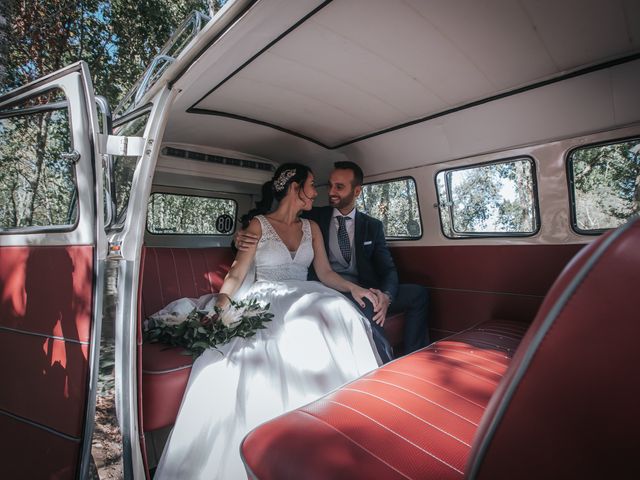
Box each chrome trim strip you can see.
[0,408,81,443]
[428,287,544,299]
[78,259,105,479]
[118,260,136,479]
[141,364,193,374]
[0,325,89,345]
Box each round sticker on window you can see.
[215,214,234,234]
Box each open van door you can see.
[0,61,108,479]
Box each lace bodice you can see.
[254,215,314,282]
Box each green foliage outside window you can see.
[1,0,222,107]
[569,138,640,232]
[436,158,538,237]
[0,89,76,230]
[147,193,236,235]
[111,112,150,226]
[357,178,422,238]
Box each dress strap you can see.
[256,215,277,241]
[301,218,312,241]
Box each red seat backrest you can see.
[467,217,640,478]
[140,247,235,319]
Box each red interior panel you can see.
[392,244,582,337]
[0,245,93,440]
[0,245,94,342]
[141,344,193,432]
[0,413,80,480]
[0,331,89,437]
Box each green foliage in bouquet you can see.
[144,298,273,358]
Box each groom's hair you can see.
[334,161,364,186]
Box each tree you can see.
[357,179,422,238]
[1,0,220,230]
[437,159,536,235]
[571,140,640,230]
[0,0,10,84]
[1,0,218,105]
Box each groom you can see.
[236,161,429,363]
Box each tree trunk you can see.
[25,112,51,225]
[381,182,390,232]
[0,0,11,86]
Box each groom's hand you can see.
[234,229,259,251]
[371,289,391,326]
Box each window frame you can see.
[566,135,640,236]
[146,191,239,236]
[0,87,80,235]
[109,105,153,231]
[434,155,541,239]
[357,175,423,241]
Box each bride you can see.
[154,163,381,479]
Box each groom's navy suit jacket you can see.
[303,206,399,300]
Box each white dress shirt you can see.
[331,207,356,246]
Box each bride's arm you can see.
[216,218,261,309]
[309,221,378,309]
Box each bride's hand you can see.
[350,285,379,310]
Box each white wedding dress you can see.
[154,215,380,479]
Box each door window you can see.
[0,89,77,231]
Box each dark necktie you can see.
[336,215,351,264]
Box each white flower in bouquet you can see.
[219,304,245,327]
[159,313,186,327]
[144,297,273,358]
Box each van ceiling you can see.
[166,0,640,176]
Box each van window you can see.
[0,89,77,231]
[112,111,150,227]
[568,138,640,233]
[147,193,237,235]
[436,157,539,238]
[356,177,422,239]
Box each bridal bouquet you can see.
[144,297,273,358]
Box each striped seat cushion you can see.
[241,320,528,479]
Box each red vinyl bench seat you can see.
[139,246,408,432]
[242,218,640,479]
[138,246,234,432]
[241,319,528,479]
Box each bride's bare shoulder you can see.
[307,219,323,238]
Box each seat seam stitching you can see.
[325,399,465,475]
[381,369,487,408]
[356,379,478,427]
[343,386,476,441]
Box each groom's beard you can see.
[329,191,356,211]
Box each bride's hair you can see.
[240,163,313,228]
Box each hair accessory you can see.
[273,169,297,192]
